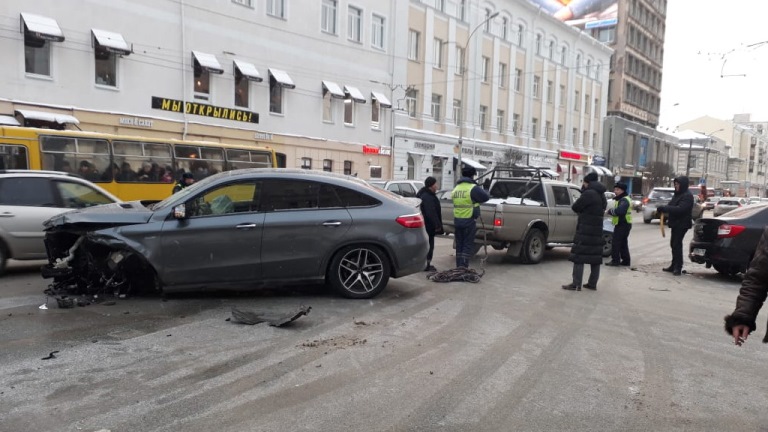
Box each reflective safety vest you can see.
[452,182,478,219]
[612,195,633,225]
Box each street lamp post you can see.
[456,11,498,183]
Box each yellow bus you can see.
[0,127,277,201]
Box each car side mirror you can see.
[173,204,186,219]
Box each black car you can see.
[689,204,768,275]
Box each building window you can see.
[453,99,461,126]
[572,127,578,145]
[235,73,249,108]
[557,124,563,142]
[267,0,285,18]
[512,113,520,134]
[344,93,356,125]
[458,0,467,22]
[498,63,507,88]
[514,68,522,92]
[433,38,444,68]
[232,0,253,6]
[323,159,333,172]
[370,165,382,178]
[406,88,418,118]
[545,121,552,140]
[348,6,362,42]
[372,14,385,49]
[559,84,566,107]
[585,94,590,114]
[575,54,581,72]
[501,18,508,39]
[344,160,352,175]
[586,59,592,77]
[301,157,312,169]
[546,80,553,103]
[535,34,542,55]
[479,105,488,130]
[497,110,505,133]
[371,99,380,129]
[583,130,588,146]
[408,30,420,61]
[431,94,442,122]
[94,46,117,87]
[594,98,599,117]
[561,47,567,65]
[321,0,337,34]
[574,90,580,111]
[484,9,492,31]
[436,0,445,12]
[25,33,52,76]
[270,75,284,114]
[532,118,538,138]
[455,46,465,75]
[533,75,541,98]
[322,87,334,122]
[592,133,598,147]
[481,57,490,82]
[516,24,524,46]
[548,41,554,60]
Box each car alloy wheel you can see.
[329,245,390,299]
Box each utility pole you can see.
[685,138,693,177]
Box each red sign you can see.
[363,145,380,154]
[558,150,587,162]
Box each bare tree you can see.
[496,148,525,168]
[645,161,675,191]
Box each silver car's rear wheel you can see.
[328,245,391,299]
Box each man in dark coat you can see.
[656,176,693,276]
[563,172,607,291]
[417,176,443,272]
[725,227,768,346]
[451,166,490,269]
[605,181,632,266]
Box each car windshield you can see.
[648,190,674,200]
[152,173,223,210]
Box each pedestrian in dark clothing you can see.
[656,176,693,276]
[172,172,195,194]
[451,166,490,269]
[563,172,607,291]
[417,176,443,272]
[605,181,632,266]
[724,227,768,346]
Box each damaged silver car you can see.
[42,169,429,299]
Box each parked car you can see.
[384,180,424,197]
[704,196,721,211]
[367,180,387,189]
[713,197,747,217]
[748,196,762,205]
[630,194,644,212]
[42,169,428,299]
[0,170,120,275]
[690,204,768,275]
[642,187,704,223]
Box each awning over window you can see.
[192,51,224,74]
[21,13,64,42]
[458,157,487,170]
[371,91,392,108]
[584,165,612,176]
[572,165,579,175]
[541,169,559,179]
[233,59,262,82]
[344,86,366,103]
[0,115,20,126]
[15,109,79,125]
[556,163,567,173]
[92,29,130,55]
[322,81,344,98]
[269,68,295,89]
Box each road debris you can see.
[427,267,484,283]
[230,305,311,327]
[41,351,59,360]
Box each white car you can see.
[384,180,425,197]
[0,170,120,274]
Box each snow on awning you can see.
[371,91,392,108]
[0,115,20,126]
[21,13,64,42]
[344,86,366,103]
[192,51,224,74]
[458,157,487,170]
[15,109,79,125]
[322,81,344,98]
[584,165,612,176]
[92,29,131,55]
[233,59,262,82]
[269,68,295,89]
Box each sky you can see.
[659,0,768,130]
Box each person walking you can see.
[563,172,607,291]
[451,166,490,269]
[656,176,693,276]
[725,227,768,346]
[172,172,195,194]
[605,182,632,267]
[417,176,443,272]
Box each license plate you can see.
[693,248,706,256]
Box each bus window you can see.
[40,136,109,182]
[225,149,273,170]
[113,141,173,183]
[0,145,29,170]
[175,145,224,181]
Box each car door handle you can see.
[323,221,342,227]
[556,211,562,215]
[235,223,257,229]
[0,212,14,217]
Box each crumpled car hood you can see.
[44,200,155,230]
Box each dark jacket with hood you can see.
[724,227,768,343]
[569,179,607,265]
[417,186,443,235]
[453,177,491,229]
[659,176,693,229]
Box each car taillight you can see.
[642,197,649,204]
[396,214,424,228]
[717,224,746,238]
[494,217,503,227]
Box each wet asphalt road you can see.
[2,214,768,431]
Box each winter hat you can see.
[584,172,599,183]
[181,172,194,180]
[461,165,477,178]
[614,182,628,192]
[424,176,437,188]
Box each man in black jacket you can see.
[417,176,443,272]
[656,176,693,276]
[725,227,768,346]
[563,172,607,291]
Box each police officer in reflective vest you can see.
[451,165,490,268]
[605,182,632,266]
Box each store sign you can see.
[559,150,588,162]
[119,117,154,128]
[151,96,259,124]
[363,145,381,154]
[592,155,606,166]
[414,141,435,151]
[379,147,392,155]
[254,132,273,140]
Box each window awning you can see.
[269,68,295,89]
[92,29,131,55]
[0,115,20,126]
[233,59,262,82]
[21,13,64,42]
[344,86,366,103]
[15,109,79,125]
[541,169,559,179]
[584,165,612,176]
[322,80,344,98]
[192,51,224,74]
[556,163,567,173]
[572,165,579,175]
[371,91,392,108]
[407,151,426,157]
[457,157,487,170]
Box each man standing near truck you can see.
[451,166,490,269]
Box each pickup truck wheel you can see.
[520,229,545,264]
[602,232,613,257]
